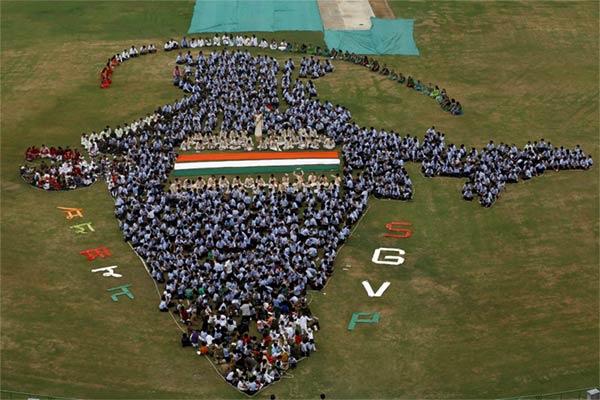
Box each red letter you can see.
[385,222,412,239]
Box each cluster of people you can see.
[100,44,157,88]
[78,50,376,394]
[169,171,341,195]
[419,127,593,206]
[39,45,591,394]
[168,49,336,139]
[328,48,463,115]
[164,35,333,57]
[256,126,336,151]
[296,56,334,79]
[179,126,335,153]
[20,145,97,190]
[165,35,291,52]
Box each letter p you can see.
[348,312,380,330]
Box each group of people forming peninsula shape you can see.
[20,41,592,396]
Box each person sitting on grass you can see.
[440,97,453,111]
[129,45,139,57]
[148,43,157,53]
[370,59,380,72]
[397,72,406,83]
[435,88,446,103]
[406,75,415,88]
[173,66,182,86]
[100,67,111,88]
[379,64,390,76]
[450,101,463,115]
[414,79,424,91]
[429,85,440,98]
[423,82,433,95]
[109,54,120,67]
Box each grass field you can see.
[1,1,598,399]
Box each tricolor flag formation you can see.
[173,151,340,177]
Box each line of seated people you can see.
[167,35,295,52]
[179,127,336,153]
[165,35,332,58]
[100,44,157,88]
[328,48,463,115]
[169,171,342,195]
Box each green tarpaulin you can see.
[324,18,419,56]
[188,0,323,33]
[187,1,419,55]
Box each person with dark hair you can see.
[181,333,192,347]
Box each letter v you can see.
[361,281,391,297]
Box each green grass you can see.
[1,1,598,399]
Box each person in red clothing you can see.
[30,146,40,160]
[100,67,111,88]
[262,332,272,348]
[40,144,50,158]
[63,147,73,161]
[25,146,39,161]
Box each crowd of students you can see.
[77,49,385,394]
[100,44,157,88]
[20,145,97,190]
[21,43,592,393]
[179,126,336,153]
[165,35,294,52]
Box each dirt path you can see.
[317,0,375,30]
[368,0,395,18]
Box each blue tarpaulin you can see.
[324,18,419,56]
[188,0,323,33]
[188,1,419,56]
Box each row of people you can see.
[166,35,333,57]
[169,171,342,194]
[100,44,157,88]
[167,35,290,52]
[178,126,335,153]
[328,48,463,115]
[25,145,81,162]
